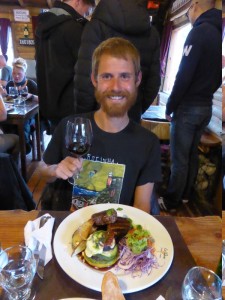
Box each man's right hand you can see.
[53,156,83,180]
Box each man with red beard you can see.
[40,38,161,213]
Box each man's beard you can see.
[95,89,137,117]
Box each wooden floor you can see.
[25,133,221,217]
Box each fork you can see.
[33,216,51,277]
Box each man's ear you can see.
[136,71,142,87]
[91,72,97,87]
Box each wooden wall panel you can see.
[0,5,47,60]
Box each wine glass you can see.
[0,245,36,300]
[8,86,19,99]
[20,86,28,101]
[182,266,222,300]
[65,117,93,185]
[9,86,20,107]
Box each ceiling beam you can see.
[18,0,25,7]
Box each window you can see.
[162,23,191,94]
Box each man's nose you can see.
[110,77,121,90]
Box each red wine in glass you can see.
[67,142,91,156]
[21,92,28,98]
[65,117,93,185]
[20,86,28,100]
[8,87,18,99]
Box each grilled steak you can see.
[107,217,132,239]
[92,209,117,226]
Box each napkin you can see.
[24,213,55,265]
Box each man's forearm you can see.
[39,162,58,183]
[133,183,154,214]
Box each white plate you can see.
[53,204,174,294]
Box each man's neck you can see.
[94,110,129,133]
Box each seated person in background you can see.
[0,55,12,87]
[0,57,38,154]
[0,95,20,165]
[5,57,38,101]
[40,37,161,213]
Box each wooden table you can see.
[141,105,170,140]
[0,210,221,299]
[2,101,41,181]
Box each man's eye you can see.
[120,74,132,80]
[99,74,112,81]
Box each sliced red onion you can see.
[115,243,159,278]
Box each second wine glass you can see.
[65,117,93,185]
[20,86,28,100]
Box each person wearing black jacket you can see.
[74,0,161,123]
[35,0,95,133]
[159,0,221,211]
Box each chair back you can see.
[141,119,170,140]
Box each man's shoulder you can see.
[192,20,220,39]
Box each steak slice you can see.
[107,217,132,240]
[92,208,117,226]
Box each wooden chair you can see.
[141,119,170,141]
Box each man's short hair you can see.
[92,37,141,79]
[13,57,27,72]
[197,0,216,9]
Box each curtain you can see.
[160,21,173,78]
[0,18,10,61]
[223,18,225,41]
